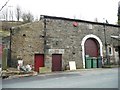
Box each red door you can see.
[85,38,99,57]
[0,44,2,57]
[34,54,44,72]
[52,54,62,71]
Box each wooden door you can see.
[85,38,99,57]
[34,54,44,72]
[52,54,62,71]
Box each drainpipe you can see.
[10,27,15,67]
[9,28,12,67]
[43,17,47,54]
[103,24,109,65]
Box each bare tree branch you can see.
[22,12,34,23]
[15,6,22,21]
[0,0,10,12]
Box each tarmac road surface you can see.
[2,68,119,88]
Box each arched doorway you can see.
[81,34,103,68]
[85,38,99,57]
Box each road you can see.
[2,68,119,88]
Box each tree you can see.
[22,12,34,23]
[118,1,120,25]
[1,6,14,21]
[15,6,21,21]
[1,8,8,21]
[8,6,14,21]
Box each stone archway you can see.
[81,34,103,68]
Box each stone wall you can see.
[11,21,44,66]
[44,17,119,69]
[11,16,120,69]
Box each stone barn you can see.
[11,15,120,72]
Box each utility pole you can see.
[9,27,14,67]
[9,28,12,67]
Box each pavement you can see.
[1,68,103,79]
[2,68,38,80]
[2,66,119,80]
[5,71,38,79]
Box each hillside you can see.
[0,21,23,37]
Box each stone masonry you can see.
[11,21,44,66]
[42,16,119,69]
[11,15,120,70]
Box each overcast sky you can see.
[0,0,120,24]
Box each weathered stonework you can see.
[43,16,119,69]
[11,21,44,66]
[11,15,120,70]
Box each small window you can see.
[108,46,113,56]
[115,47,118,51]
[56,41,59,45]
[72,52,75,55]
[23,34,26,37]
[109,47,112,54]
